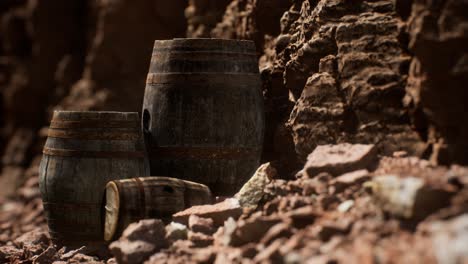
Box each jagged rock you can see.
[285,206,318,229]
[211,0,290,47]
[32,246,57,264]
[109,219,167,264]
[337,200,354,213]
[405,0,468,165]
[429,214,468,264]
[214,217,237,247]
[228,215,284,247]
[188,215,215,235]
[110,240,157,264]
[107,258,117,264]
[288,73,345,161]
[165,222,188,242]
[260,222,293,246]
[185,0,231,38]
[332,170,370,185]
[191,247,217,263]
[369,175,454,219]
[173,198,242,226]
[235,163,276,209]
[304,143,377,177]
[64,253,103,263]
[14,229,49,250]
[314,218,353,241]
[0,245,22,263]
[60,246,86,260]
[330,169,371,192]
[188,231,214,247]
[253,238,284,263]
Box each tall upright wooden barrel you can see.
[142,38,264,195]
[39,111,148,247]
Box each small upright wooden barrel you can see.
[104,176,212,241]
[142,38,264,195]
[39,111,148,246]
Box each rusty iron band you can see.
[151,50,257,56]
[43,147,145,159]
[181,180,191,208]
[151,52,256,61]
[146,73,260,85]
[133,177,147,219]
[50,120,139,129]
[151,146,260,160]
[113,179,125,215]
[48,231,102,241]
[48,129,141,141]
[43,202,100,211]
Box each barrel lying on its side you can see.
[39,111,148,247]
[104,176,212,241]
[142,38,265,196]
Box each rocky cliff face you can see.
[203,0,467,173]
[207,0,429,176]
[404,0,468,165]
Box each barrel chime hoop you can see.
[113,179,124,220]
[133,177,146,219]
[48,230,103,242]
[151,50,257,56]
[47,129,141,141]
[151,146,261,160]
[145,72,260,85]
[43,147,145,159]
[50,120,140,129]
[181,181,190,208]
[43,201,100,211]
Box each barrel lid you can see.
[153,38,257,54]
[104,181,120,242]
[52,111,139,122]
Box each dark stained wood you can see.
[39,111,149,247]
[104,176,212,241]
[142,38,265,195]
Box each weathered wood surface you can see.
[142,38,265,195]
[104,176,212,241]
[39,111,148,247]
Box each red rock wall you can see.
[404,0,468,165]
[206,0,467,175]
[208,0,428,176]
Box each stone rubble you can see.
[0,148,466,263]
[114,153,467,264]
